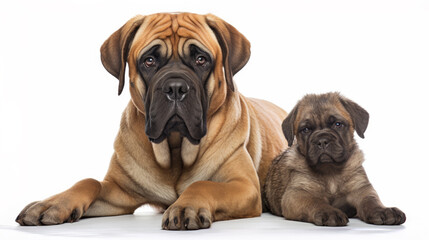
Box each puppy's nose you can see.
[317,138,331,150]
[162,79,189,101]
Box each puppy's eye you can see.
[195,55,207,66]
[144,57,156,67]
[334,122,344,128]
[301,127,311,134]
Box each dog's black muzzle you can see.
[144,64,207,145]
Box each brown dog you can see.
[263,92,406,226]
[15,13,287,230]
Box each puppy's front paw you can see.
[363,207,406,225]
[161,205,212,230]
[313,208,349,226]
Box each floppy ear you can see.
[100,16,145,95]
[282,104,300,147]
[339,97,369,138]
[206,14,251,92]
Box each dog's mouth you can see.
[304,150,349,175]
[148,114,203,145]
[318,153,335,163]
[304,152,347,174]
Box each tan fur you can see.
[181,137,200,167]
[16,13,287,229]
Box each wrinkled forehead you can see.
[295,98,352,128]
[130,13,219,60]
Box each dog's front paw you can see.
[313,208,349,226]
[162,204,212,230]
[16,200,84,226]
[362,207,406,225]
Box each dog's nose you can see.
[162,79,189,101]
[317,138,331,150]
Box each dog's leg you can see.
[161,149,262,230]
[348,185,406,225]
[16,178,141,226]
[281,189,349,226]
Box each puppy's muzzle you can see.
[314,135,334,150]
[308,132,343,165]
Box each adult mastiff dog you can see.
[16,13,287,230]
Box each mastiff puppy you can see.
[16,13,287,230]
[264,92,406,226]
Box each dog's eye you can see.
[334,122,344,128]
[301,127,311,134]
[144,57,156,67]
[195,55,207,66]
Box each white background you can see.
[0,0,428,239]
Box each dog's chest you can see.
[324,176,341,195]
[322,174,353,209]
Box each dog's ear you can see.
[206,14,251,92]
[100,16,145,95]
[339,97,369,138]
[282,104,300,147]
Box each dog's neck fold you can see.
[152,134,200,169]
[152,140,171,168]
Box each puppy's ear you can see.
[340,97,369,138]
[282,104,299,147]
[206,14,251,92]
[100,16,145,95]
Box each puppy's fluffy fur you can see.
[263,92,406,226]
